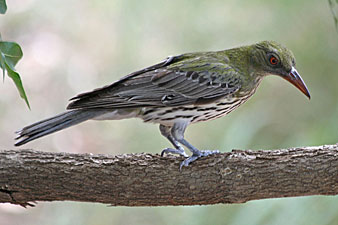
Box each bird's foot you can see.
[179,150,220,170]
[161,147,189,158]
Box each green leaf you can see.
[0,51,5,81]
[5,62,30,109]
[0,0,7,14]
[0,41,23,69]
[0,41,29,108]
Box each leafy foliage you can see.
[0,0,7,14]
[0,40,30,108]
[0,0,30,108]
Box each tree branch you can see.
[0,144,337,207]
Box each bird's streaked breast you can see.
[139,75,262,126]
[139,93,253,126]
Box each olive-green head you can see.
[251,40,294,76]
[251,40,310,99]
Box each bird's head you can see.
[251,40,310,99]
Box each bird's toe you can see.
[179,149,220,170]
[161,148,188,157]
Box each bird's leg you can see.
[171,122,220,170]
[159,124,188,157]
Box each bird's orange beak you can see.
[282,67,311,99]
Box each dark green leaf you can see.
[5,62,30,108]
[0,0,7,14]
[0,41,29,108]
[0,51,5,81]
[0,41,23,69]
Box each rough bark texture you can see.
[0,144,337,207]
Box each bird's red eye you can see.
[269,56,278,65]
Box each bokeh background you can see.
[1,0,338,224]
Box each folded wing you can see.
[67,54,242,110]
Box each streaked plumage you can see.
[15,41,310,169]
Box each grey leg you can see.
[171,122,220,170]
[159,124,188,157]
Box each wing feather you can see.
[67,54,242,110]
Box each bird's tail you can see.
[15,110,104,146]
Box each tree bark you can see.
[0,144,337,207]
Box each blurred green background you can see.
[1,0,337,224]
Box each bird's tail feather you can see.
[15,110,104,146]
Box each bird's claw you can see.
[179,150,220,171]
[161,148,189,157]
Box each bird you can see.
[15,40,310,169]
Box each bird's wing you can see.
[67,54,242,110]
